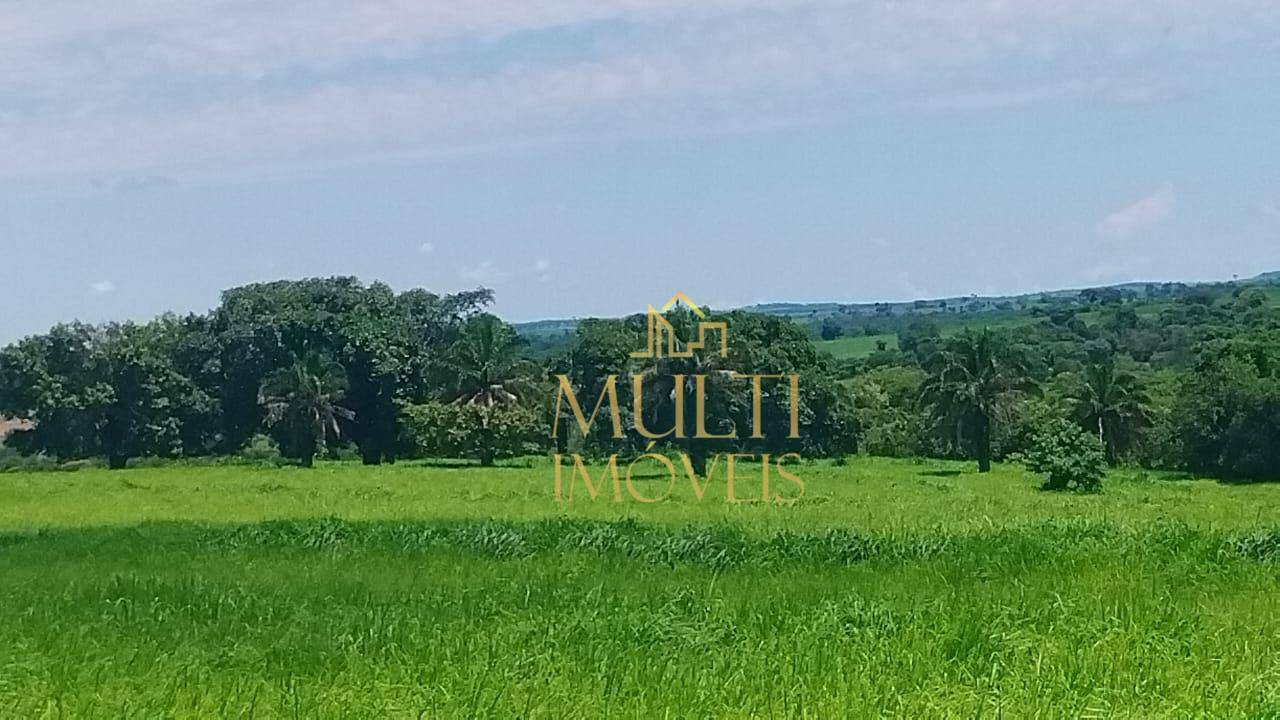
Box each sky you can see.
[2,0,1279,342]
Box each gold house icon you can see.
[631,292,728,359]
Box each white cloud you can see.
[1098,186,1175,239]
[90,280,116,295]
[0,1,1276,181]
[459,257,557,285]
[419,242,435,255]
[458,261,509,285]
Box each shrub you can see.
[239,434,284,464]
[1022,419,1107,493]
[0,444,63,472]
[400,401,545,466]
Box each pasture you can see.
[2,458,1279,717]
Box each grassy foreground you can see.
[1,458,1278,718]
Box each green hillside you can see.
[518,273,1280,361]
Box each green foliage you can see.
[0,321,215,468]
[1022,418,1107,492]
[447,314,537,408]
[995,393,1070,461]
[552,308,859,467]
[1177,330,1280,480]
[897,317,941,362]
[212,278,492,463]
[4,273,1280,476]
[1133,370,1185,470]
[400,401,545,466]
[1063,356,1152,463]
[258,350,354,468]
[819,317,843,341]
[0,444,62,472]
[851,366,926,457]
[237,434,284,465]
[919,329,1034,472]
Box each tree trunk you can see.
[690,449,708,478]
[1098,417,1115,464]
[360,444,382,466]
[685,437,709,477]
[479,449,495,467]
[107,454,129,470]
[976,412,992,473]
[298,432,316,468]
[555,422,569,455]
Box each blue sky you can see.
[2,0,1279,341]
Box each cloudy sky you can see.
[3,0,1279,340]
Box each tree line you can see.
[844,284,1280,484]
[1,277,1277,485]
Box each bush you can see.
[239,434,285,464]
[851,367,926,458]
[1022,419,1107,493]
[400,401,545,466]
[0,444,63,472]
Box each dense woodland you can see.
[2,275,1279,485]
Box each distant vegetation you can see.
[4,274,1280,716]
[3,274,1280,483]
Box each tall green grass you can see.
[1,458,1278,717]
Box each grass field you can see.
[814,333,900,359]
[814,317,1041,360]
[2,457,1279,717]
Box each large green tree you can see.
[919,329,1033,472]
[1177,330,1280,480]
[212,278,491,463]
[441,314,542,466]
[549,317,643,454]
[258,349,354,468]
[557,307,857,474]
[1067,357,1152,463]
[0,321,214,468]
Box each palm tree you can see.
[259,350,354,468]
[448,314,536,465]
[919,329,1032,473]
[450,314,536,406]
[1070,358,1151,463]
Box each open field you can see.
[2,458,1279,717]
[815,316,1043,360]
[814,332,900,359]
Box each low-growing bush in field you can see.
[400,401,544,466]
[239,434,285,464]
[0,446,65,472]
[1021,419,1107,492]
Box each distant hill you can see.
[515,270,1280,359]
